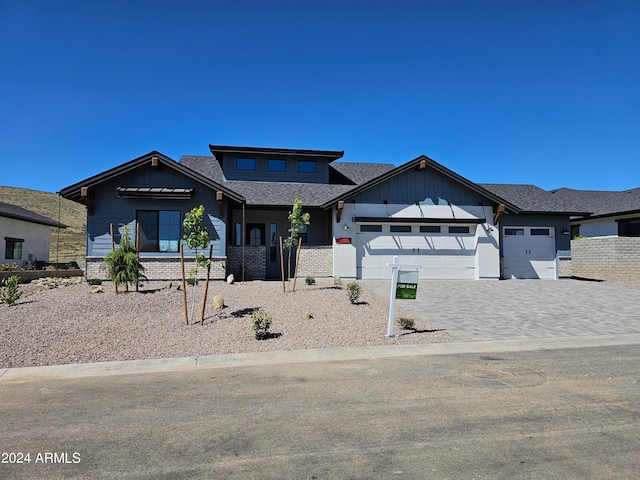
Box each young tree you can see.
[101,225,146,294]
[183,205,211,323]
[283,199,310,288]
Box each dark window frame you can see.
[298,160,317,173]
[390,225,412,233]
[236,157,256,171]
[504,228,525,236]
[267,159,287,172]
[360,224,382,233]
[617,217,640,237]
[5,237,24,260]
[246,223,265,246]
[531,228,551,236]
[449,226,471,234]
[136,210,181,253]
[420,226,441,233]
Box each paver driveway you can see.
[361,279,640,341]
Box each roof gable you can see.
[60,151,244,203]
[322,155,521,211]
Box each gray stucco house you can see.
[60,145,587,281]
[1,201,67,267]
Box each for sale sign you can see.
[395,270,418,299]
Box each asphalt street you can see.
[1,344,639,479]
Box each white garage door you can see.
[356,224,477,280]
[502,227,556,279]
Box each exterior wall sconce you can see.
[343,224,350,231]
[562,229,570,235]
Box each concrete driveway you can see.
[361,279,640,341]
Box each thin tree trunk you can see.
[180,244,188,325]
[279,236,285,293]
[292,238,303,292]
[200,245,213,325]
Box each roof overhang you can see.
[570,209,640,222]
[0,211,67,228]
[116,187,194,199]
[353,216,486,224]
[209,144,344,162]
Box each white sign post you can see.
[385,256,421,338]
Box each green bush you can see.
[305,276,315,285]
[251,309,273,340]
[100,226,146,293]
[1,275,23,306]
[333,276,342,286]
[398,317,415,330]
[87,278,102,286]
[346,281,362,304]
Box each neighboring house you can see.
[549,188,640,238]
[548,188,640,276]
[0,201,67,267]
[60,145,586,281]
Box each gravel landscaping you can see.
[1,279,459,368]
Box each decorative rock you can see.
[90,286,104,294]
[212,294,225,310]
[226,274,234,285]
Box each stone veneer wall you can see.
[85,256,226,281]
[557,257,572,278]
[297,245,333,278]
[571,237,640,276]
[226,246,266,280]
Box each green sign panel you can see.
[395,270,418,299]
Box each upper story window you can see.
[267,159,287,172]
[236,158,256,170]
[298,160,317,173]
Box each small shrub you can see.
[1,275,23,306]
[346,281,362,304]
[87,278,102,286]
[186,278,198,287]
[305,276,315,285]
[0,263,22,272]
[251,309,273,340]
[398,317,415,330]
[333,276,342,286]
[304,310,313,320]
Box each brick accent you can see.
[558,257,572,278]
[226,246,266,280]
[297,245,333,278]
[85,256,226,281]
[571,237,640,276]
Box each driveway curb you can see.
[2,332,639,382]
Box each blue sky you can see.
[1,0,638,193]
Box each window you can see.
[618,218,640,237]
[5,237,23,260]
[571,225,580,239]
[531,228,550,236]
[504,228,525,236]
[299,224,308,243]
[298,160,317,173]
[246,223,265,245]
[137,210,181,252]
[420,226,441,233]
[235,223,242,246]
[390,225,411,233]
[360,225,382,232]
[267,159,287,172]
[236,157,256,170]
[449,226,470,234]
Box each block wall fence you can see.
[570,237,640,276]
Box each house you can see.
[59,145,586,281]
[548,188,640,276]
[0,201,67,267]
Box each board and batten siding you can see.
[85,163,228,258]
[352,167,488,205]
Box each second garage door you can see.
[502,226,556,279]
[356,223,478,280]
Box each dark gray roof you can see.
[329,162,395,185]
[549,188,640,218]
[223,180,354,207]
[0,201,67,228]
[179,155,225,182]
[479,184,591,215]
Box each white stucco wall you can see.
[1,216,52,265]
[577,217,618,237]
[332,203,500,280]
